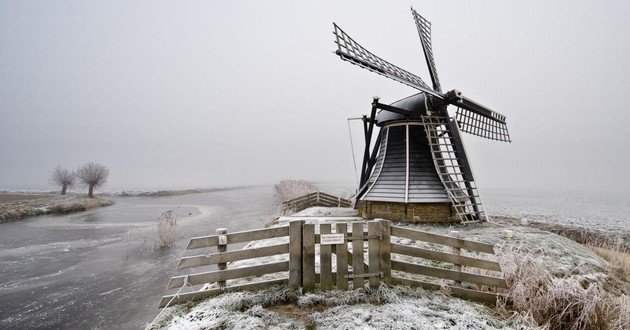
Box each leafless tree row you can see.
[50,162,109,198]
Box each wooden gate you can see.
[159,219,506,308]
[289,220,391,292]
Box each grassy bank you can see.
[0,194,114,222]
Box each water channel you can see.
[0,185,274,329]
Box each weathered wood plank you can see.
[187,226,289,249]
[380,220,391,284]
[390,243,501,272]
[335,223,348,290]
[159,278,289,308]
[390,277,501,305]
[288,220,303,290]
[391,260,507,288]
[167,261,289,289]
[320,224,332,290]
[352,222,365,289]
[390,226,495,254]
[177,243,290,270]
[368,221,381,288]
[302,223,316,292]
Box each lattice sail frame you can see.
[420,116,488,222]
[333,23,442,98]
[455,107,511,142]
[412,8,442,93]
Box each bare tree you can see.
[76,162,109,198]
[50,165,75,195]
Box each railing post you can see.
[289,220,304,290]
[367,220,381,288]
[380,219,391,284]
[216,228,228,288]
[450,230,461,286]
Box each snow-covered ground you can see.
[148,207,614,329]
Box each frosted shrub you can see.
[498,246,630,330]
[271,180,317,215]
[157,210,177,248]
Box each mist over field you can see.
[1,0,629,193]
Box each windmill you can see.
[334,8,511,223]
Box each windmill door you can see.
[288,220,391,292]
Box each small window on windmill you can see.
[381,204,390,212]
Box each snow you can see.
[147,207,610,330]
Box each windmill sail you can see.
[452,95,511,142]
[333,23,442,98]
[412,8,441,93]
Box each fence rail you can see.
[282,191,352,213]
[159,219,507,308]
[159,226,290,308]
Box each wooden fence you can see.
[159,220,506,308]
[282,191,352,214]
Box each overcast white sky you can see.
[1,0,629,193]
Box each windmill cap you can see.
[376,92,429,125]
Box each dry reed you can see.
[156,210,177,248]
[496,245,630,330]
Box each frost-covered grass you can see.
[148,208,630,330]
[0,194,114,222]
[149,285,539,329]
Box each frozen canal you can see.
[0,186,274,329]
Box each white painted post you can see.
[216,228,228,288]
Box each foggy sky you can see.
[1,0,629,193]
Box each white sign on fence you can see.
[320,234,345,245]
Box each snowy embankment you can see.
[148,207,627,329]
[0,194,114,222]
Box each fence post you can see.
[367,221,381,288]
[335,223,348,290]
[320,224,333,290]
[216,228,228,288]
[302,223,316,292]
[450,230,461,286]
[289,220,303,290]
[380,219,391,284]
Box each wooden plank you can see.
[177,243,290,270]
[390,226,495,254]
[167,261,289,289]
[380,220,391,284]
[367,221,381,288]
[390,277,501,305]
[335,223,348,290]
[288,220,303,290]
[391,260,507,288]
[390,243,501,272]
[159,278,289,308]
[302,223,316,292]
[352,222,365,289]
[320,224,332,290]
[187,226,289,249]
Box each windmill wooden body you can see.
[334,8,511,223]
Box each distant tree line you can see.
[50,162,109,198]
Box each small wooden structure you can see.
[282,191,352,214]
[159,220,506,308]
